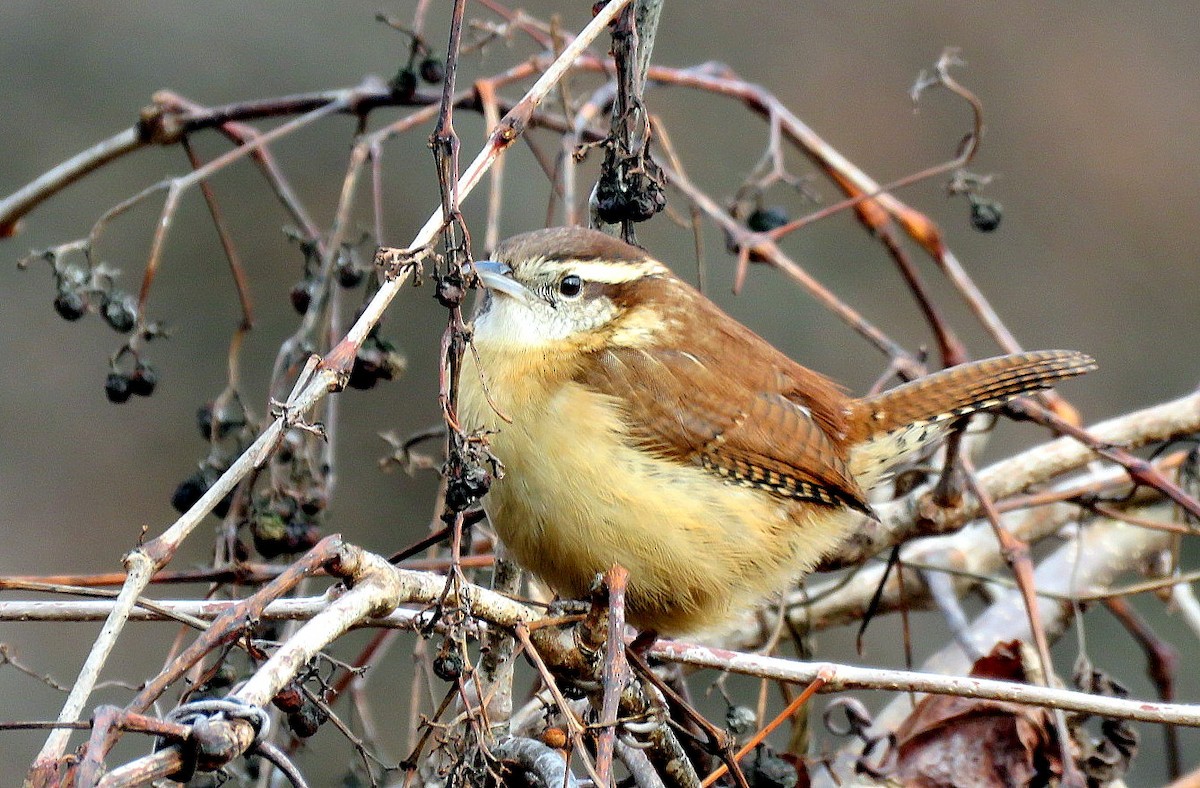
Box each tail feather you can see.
[851,350,1095,439]
[846,350,1095,482]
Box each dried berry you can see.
[433,649,464,681]
[196,402,245,440]
[390,68,418,100]
[289,278,315,315]
[212,486,235,519]
[541,728,568,750]
[286,701,328,738]
[419,57,446,84]
[434,272,465,309]
[171,471,209,513]
[269,492,299,521]
[101,293,137,333]
[251,511,289,559]
[726,705,757,736]
[445,461,492,512]
[747,750,798,788]
[129,362,158,397]
[747,206,789,233]
[272,684,305,714]
[105,372,132,404]
[286,517,322,553]
[299,492,327,516]
[335,258,365,288]
[53,290,87,321]
[347,354,381,390]
[348,336,406,390]
[969,196,1003,232]
[194,664,238,698]
[594,160,666,224]
[170,467,233,517]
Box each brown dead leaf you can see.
[891,640,1061,787]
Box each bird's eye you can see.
[558,274,583,298]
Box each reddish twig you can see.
[513,623,608,788]
[1012,400,1200,522]
[1103,596,1181,778]
[957,457,1085,786]
[594,566,630,786]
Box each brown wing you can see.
[575,286,870,513]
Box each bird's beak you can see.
[470,260,537,304]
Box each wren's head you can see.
[470,227,671,350]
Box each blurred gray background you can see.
[1,2,1198,783]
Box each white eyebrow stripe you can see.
[526,258,667,283]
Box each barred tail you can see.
[847,350,1095,481]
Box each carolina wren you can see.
[458,227,1094,635]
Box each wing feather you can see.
[574,290,869,513]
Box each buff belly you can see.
[460,353,856,635]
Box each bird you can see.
[457,226,1094,636]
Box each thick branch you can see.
[830,390,1200,567]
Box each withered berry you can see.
[129,362,158,397]
[105,372,132,404]
[101,294,137,333]
[747,206,789,233]
[53,290,87,321]
[969,197,1003,233]
[419,57,446,84]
